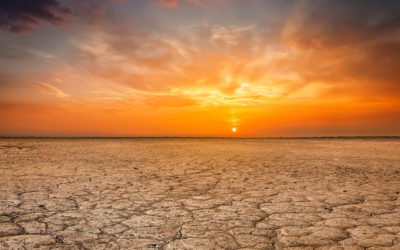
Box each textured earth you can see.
[0,138,400,249]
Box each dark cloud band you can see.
[0,0,70,33]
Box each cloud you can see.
[211,24,255,45]
[33,82,69,99]
[67,0,111,29]
[156,0,178,7]
[279,0,400,95]
[65,0,400,109]
[155,0,200,7]
[0,0,128,33]
[145,94,197,107]
[283,0,400,49]
[0,0,71,33]
[0,44,54,59]
[67,24,301,107]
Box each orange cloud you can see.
[33,83,70,99]
[155,0,178,7]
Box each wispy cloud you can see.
[0,45,55,59]
[33,82,69,99]
[211,24,255,45]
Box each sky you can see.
[0,0,399,137]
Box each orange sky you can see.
[0,0,399,137]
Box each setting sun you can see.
[232,128,237,133]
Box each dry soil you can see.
[1,138,400,249]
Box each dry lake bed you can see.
[0,138,400,249]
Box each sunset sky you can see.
[1,0,399,137]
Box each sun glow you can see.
[232,127,237,133]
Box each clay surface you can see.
[1,138,400,249]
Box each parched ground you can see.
[0,138,400,249]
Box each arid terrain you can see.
[0,138,400,249]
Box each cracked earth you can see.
[0,138,400,249]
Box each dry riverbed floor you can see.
[1,138,400,249]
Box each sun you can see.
[232,127,237,133]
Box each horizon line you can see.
[1,136,400,139]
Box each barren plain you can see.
[0,138,400,249]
